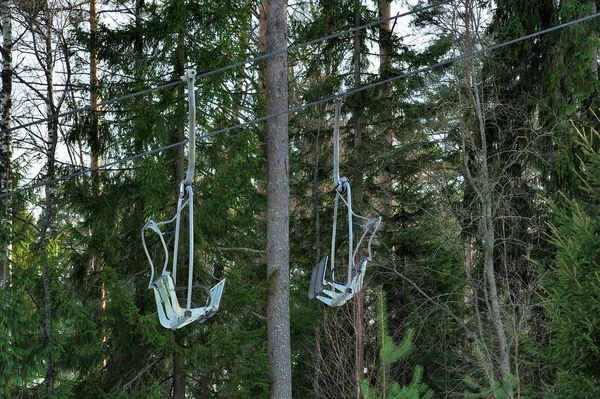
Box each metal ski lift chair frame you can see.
[142,71,225,329]
[308,96,382,307]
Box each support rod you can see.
[182,70,196,186]
[333,96,342,186]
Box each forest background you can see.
[1,0,600,398]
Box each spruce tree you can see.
[542,120,600,398]
[361,290,433,399]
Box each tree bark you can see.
[377,0,394,221]
[42,7,58,394]
[172,17,187,399]
[259,0,268,74]
[132,0,144,157]
[0,0,12,289]
[472,86,512,398]
[378,0,391,72]
[353,1,364,398]
[590,1,597,78]
[464,0,472,89]
[88,0,108,369]
[265,0,292,397]
[173,331,186,399]
[89,0,100,191]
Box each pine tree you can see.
[542,119,600,399]
[361,290,433,399]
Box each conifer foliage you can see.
[361,290,433,399]
[543,120,600,398]
[2,0,600,397]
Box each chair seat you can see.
[152,273,226,329]
[308,257,367,307]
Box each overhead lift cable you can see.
[1,11,599,201]
[1,0,453,136]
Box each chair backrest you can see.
[308,256,328,300]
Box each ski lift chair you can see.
[308,96,381,307]
[142,71,225,329]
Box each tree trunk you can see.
[89,0,100,192]
[590,1,598,222]
[464,0,472,89]
[258,0,268,106]
[352,1,364,398]
[132,0,144,157]
[0,0,11,289]
[265,0,291,397]
[378,0,391,72]
[173,331,186,399]
[472,86,512,398]
[377,0,393,211]
[172,20,187,399]
[88,0,107,369]
[42,7,58,394]
[590,1,597,78]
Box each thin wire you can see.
[0,140,186,199]
[192,0,454,81]
[2,0,453,135]
[204,11,600,136]
[8,79,182,135]
[1,11,598,200]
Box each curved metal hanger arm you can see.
[333,95,342,186]
[309,93,383,307]
[143,70,227,328]
[182,70,196,186]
